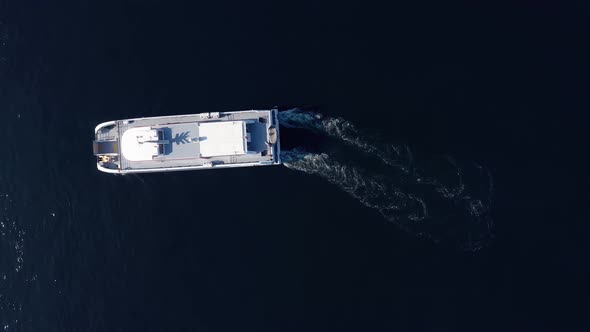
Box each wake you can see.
[279,109,494,251]
[279,109,414,173]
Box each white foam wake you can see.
[279,109,413,173]
[279,110,494,251]
[282,149,428,223]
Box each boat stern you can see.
[93,121,122,174]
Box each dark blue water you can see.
[0,1,588,331]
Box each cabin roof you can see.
[198,121,247,157]
[121,127,159,161]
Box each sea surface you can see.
[0,1,588,331]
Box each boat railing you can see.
[96,136,117,141]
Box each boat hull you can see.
[93,109,281,174]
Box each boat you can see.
[92,109,281,174]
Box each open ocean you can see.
[0,1,588,331]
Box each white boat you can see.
[93,109,281,174]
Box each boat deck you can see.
[95,110,279,173]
